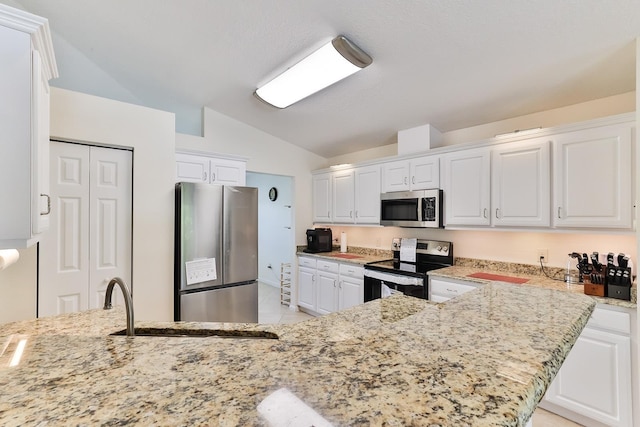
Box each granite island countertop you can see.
[0,283,595,426]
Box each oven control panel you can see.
[392,238,451,256]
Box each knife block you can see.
[606,266,632,301]
[583,275,606,297]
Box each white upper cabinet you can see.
[354,165,381,224]
[442,148,491,226]
[0,5,58,249]
[553,123,633,229]
[312,172,332,223]
[491,138,551,227]
[382,156,439,192]
[313,165,381,225]
[176,152,246,186]
[332,169,355,223]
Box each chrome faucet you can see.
[103,277,135,336]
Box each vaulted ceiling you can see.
[7,0,640,158]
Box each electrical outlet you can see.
[267,264,272,269]
[537,249,548,264]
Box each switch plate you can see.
[537,249,548,264]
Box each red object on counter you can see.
[467,272,529,284]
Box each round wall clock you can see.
[268,187,278,201]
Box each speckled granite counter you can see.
[296,246,392,265]
[0,282,594,426]
[429,258,636,309]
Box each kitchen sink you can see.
[110,327,279,339]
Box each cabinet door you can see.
[176,153,209,183]
[297,267,316,311]
[429,277,479,301]
[32,50,51,235]
[544,326,633,426]
[410,156,439,190]
[332,169,355,223]
[442,148,491,226]
[312,173,332,223]
[211,158,246,186]
[382,160,410,192]
[491,139,550,227]
[553,123,633,228]
[339,277,363,310]
[316,271,338,315]
[354,165,380,224]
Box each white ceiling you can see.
[8,0,640,158]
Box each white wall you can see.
[246,172,293,287]
[0,246,37,323]
[327,92,636,166]
[50,88,176,321]
[175,107,327,246]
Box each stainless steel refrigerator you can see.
[174,182,258,322]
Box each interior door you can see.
[39,142,132,317]
[38,142,90,315]
[89,146,133,308]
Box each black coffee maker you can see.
[304,228,332,253]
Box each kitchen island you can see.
[0,282,594,426]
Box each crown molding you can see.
[0,4,59,81]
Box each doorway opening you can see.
[246,172,294,294]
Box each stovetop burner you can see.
[365,238,454,278]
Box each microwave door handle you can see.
[417,197,423,222]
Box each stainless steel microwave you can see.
[380,189,443,228]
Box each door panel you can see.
[39,142,90,316]
[90,146,132,308]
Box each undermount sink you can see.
[110,328,279,339]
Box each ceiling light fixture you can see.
[254,35,372,109]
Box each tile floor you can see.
[257,282,582,427]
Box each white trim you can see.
[0,4,58,81]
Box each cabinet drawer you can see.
[339,263,364,279]
[430,278,478,299]
[298,257,317,269]
[587,306,630,335]
[316,260,339,274]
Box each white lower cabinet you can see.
[297,257,316,311]
[541,305,634,427]
[316,260,339,315]
[339,264,364,310]
[297,257,364,315]
[428,276,479,302]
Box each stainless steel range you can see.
[364,238,453,301]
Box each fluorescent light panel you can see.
[255,36,372,109]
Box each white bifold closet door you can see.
[38,141,132,317]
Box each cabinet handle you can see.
[483,208,488,218]
[339,280,343,289]
[404,177,408,185]
[40,194,51,215]
[350,210,353,218]
[446,288,458,294]
[412,176,415,184]
[327,211,330,218]
[203,171,207,181]
[495,208,500,219]
[333,280,337,288]
[557,207,562,219]
[211,173,216,182]
[355,210,358,218]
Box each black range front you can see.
[364,239,453,302]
